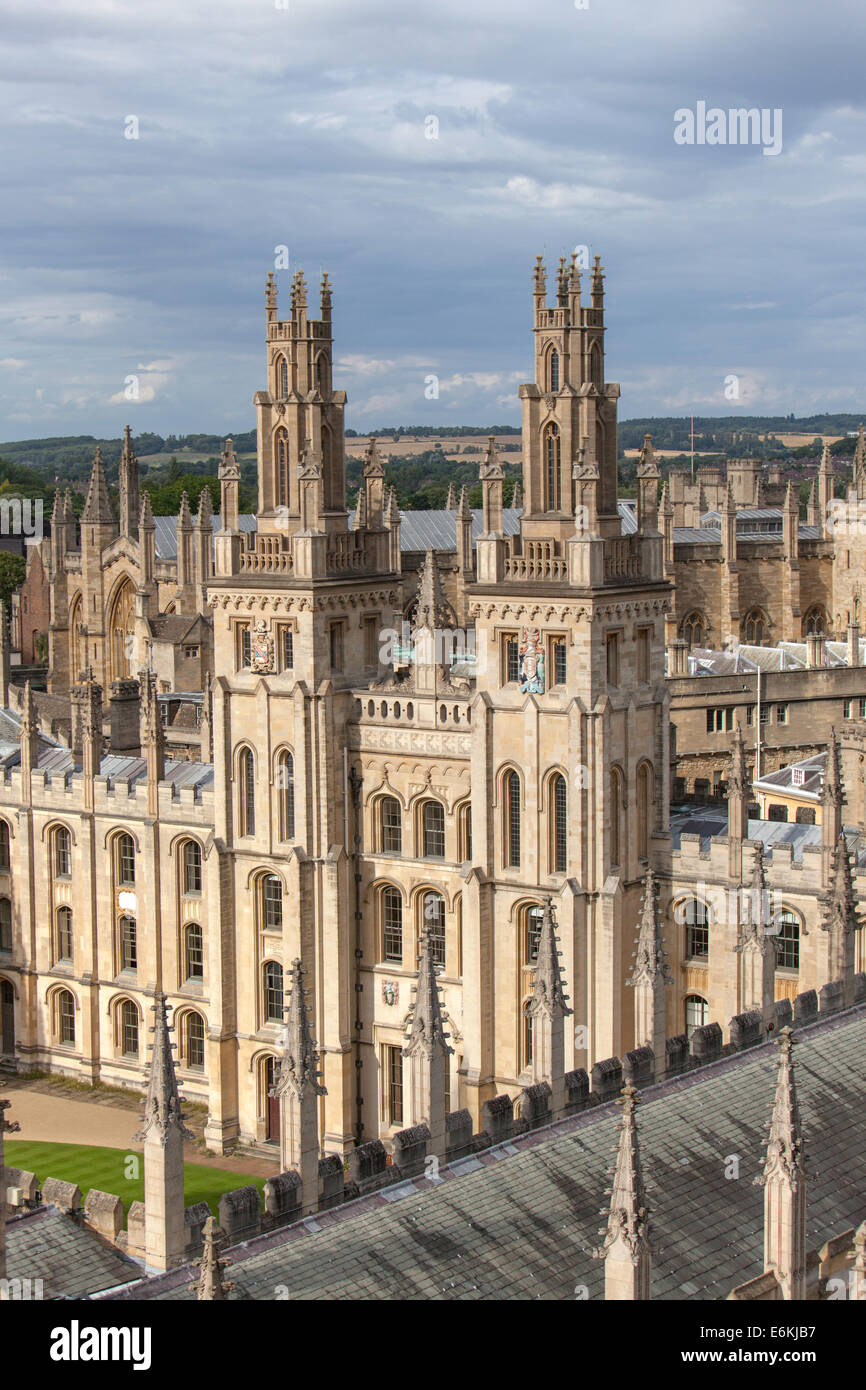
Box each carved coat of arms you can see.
[519,627,545,693]
[382,980,399,1007]
[250,619,274,673]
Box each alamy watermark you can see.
[0,496,43,544]
[674,102,782,157]
[673,880,784,932]
[379,622,481,672]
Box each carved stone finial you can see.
[133,993,193,1145]
[192,1217,235,1300]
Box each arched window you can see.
[316,355,328,394]
[263,961,284,1023]
[774,911,800,970]
[0,820,9,871]
[681,610,707,649]
[684,994,708,1039]
[420,892,446,971]
[260,874,283,931]
[610,767,623,867]
[803,605,826,637]
[422,801,445,859]
[119,916,137,972]
[379,796,402,854]
[381,886,403,963]
[544,423,561,511]
[550,774,567,873]
[115,833,135,887]
[185,1011,206,1070]
[637,762,653,861]
[182,840,202,895]
[108,578,135,682]
[520,903,544,1069]
[457,802,472,863]
[683,899,709,959]
[276,751,295,842]
[119,1000,139,1058]
[68,593,83,684]
[184,923,203,981]
[0,898,11,953]
[238,747,255,837]
[523,903,544,965]
[56,906,73,963]
[56,989,76,1046]
[548,348,560,393]
[504,770,521,868]
[53,826,72,878]
[589,339,602,387]
[277,356,288,399]
[275,427,289,508]
[742,609,767,645]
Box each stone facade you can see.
[0,258,863,1166]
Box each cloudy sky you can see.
[2,0,865,441]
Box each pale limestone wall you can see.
[667,834,862,1038]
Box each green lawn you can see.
[5,1140,267,1216]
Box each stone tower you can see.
[463,252,673,1110]
[520,253,621,540]
[134,993,193,1272]
[255,269,348,528]
[208,268,401,1154]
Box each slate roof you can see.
[683,640,865,675]
[104,1005,866,1302]
[755,752,825,799]
[669,802,861,861]
[346,509,523,552]
[5,1204,141,1299]
[152,514,257,562]
[675,522,821,544]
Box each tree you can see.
[0,552,26,610]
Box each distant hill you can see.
[1,414,862,513]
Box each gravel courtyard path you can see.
[1,1076,279,1177]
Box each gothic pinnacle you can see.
[757,1028,806,1189]
[272,959,326,1103]
[133,993,194,1145]
[414,549,449,631]
[822,728,842,811]
[628,868,672,987]
[81,444,114,525]
[594,1084,650,1259]
[528,897,572,1017]
[192,1217,235,1300]
[404,922,452,1060]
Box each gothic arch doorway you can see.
[262,1055,280,1141]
